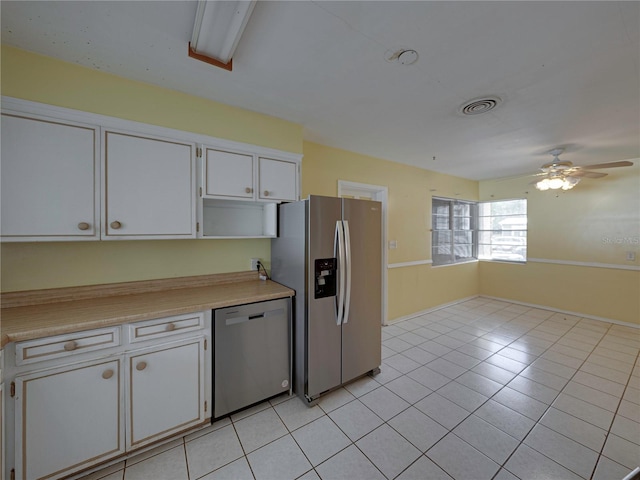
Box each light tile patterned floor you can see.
[82,298,640,480]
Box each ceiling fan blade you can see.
[576,161,634,170]
[490,172,545,182]
[569,171,608,179]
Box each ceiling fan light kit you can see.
[535,175,580,191]
[532,148,632,192]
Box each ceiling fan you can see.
[531,148,634,191]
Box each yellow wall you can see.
[1,46,301,292]
[479,162,640,324]
[1,46,303,153]
[1,240,271,292]
[302,142,480,320]
[4,46,635,326]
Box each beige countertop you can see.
[0,272,294,347]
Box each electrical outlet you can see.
[251,258,261,270]
[626,251,636,262]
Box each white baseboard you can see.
[386,295,480,324]
[387,294,639,330]
[480,295,640,329]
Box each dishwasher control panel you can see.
[314,257,337,299]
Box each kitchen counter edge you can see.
[0,274,294,347]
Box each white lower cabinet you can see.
[6,312,211,480]
[14,358,124,480]
[127,338,206,449]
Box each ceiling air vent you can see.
[459,96,502,115]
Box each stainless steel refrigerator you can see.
[271,195,382,405]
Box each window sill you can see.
[431,259,479,268]
[478,259,527,265]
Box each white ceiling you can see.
[2,1,639,181]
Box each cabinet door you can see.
[127,338,205,449]
[1,113,99,240]
[14,359,123,480]
[104,131,195,238]
[259,157,298,201]
[204,148,254,199]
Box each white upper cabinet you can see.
[1,97,302,242]
[103,131,196,239]
[1,113,99,241]
[204,148,254,199]
[259,157,298,202]
[198,144,300,238]
[201,146,300,203]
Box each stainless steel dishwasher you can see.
[214,297,292,418]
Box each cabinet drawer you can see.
[128,313,205,343]
[15,327,120,366]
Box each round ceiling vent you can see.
[384,47,418,65]
[459,96,502,115]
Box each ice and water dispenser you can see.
[314,258,337,299]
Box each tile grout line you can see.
[387,304,552,479]
[496,318,616,480]
[108,299,636,480]
[588,345,640,480]
[406,308,604,479]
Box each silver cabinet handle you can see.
[102,369,114,380]
[110,221,122,230]
[77,222,90,231]
[165,323,176,332]
[263,190,270,197]
[136,361,147,371]
[245,187,253,194]
[63,341,77,351]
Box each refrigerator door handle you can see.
[342,220,352,324]
[334,220,345,325]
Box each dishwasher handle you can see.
[223,308,284,326]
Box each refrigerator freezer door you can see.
[341,198,382,384]
[306,195,343,399]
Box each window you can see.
[432,197,476,265]
[478,199,527,262]
[431,197,527,266]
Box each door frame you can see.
[338,180,389,325]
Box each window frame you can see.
[477,198,528,263]
[431,196,527,266]
[431,197,477,266]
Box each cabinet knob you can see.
[63,340,77,351]
[77,222,91,231]
[165,323,176,332]
[245,187,253,194]
[102,369,114,380]
[110,221,122,230]
[136,361,147,371]
[263,190,270,197]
